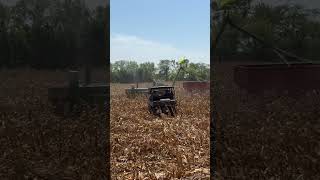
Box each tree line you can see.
[0,0,108,69]
[212,0,320,62]
[111,60,210,83]
[3,0,320,69]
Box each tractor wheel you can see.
[148,105,152,113]
[155,107,161,117]
[172,105,177,114]
[168,106,175,117]
[162,106,169,115]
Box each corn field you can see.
[213,62,320,179]
[111,82,210,179]
[0,69,107,179]
[2,66,318,179]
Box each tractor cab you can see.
[149,86,175,100]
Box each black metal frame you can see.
[148,86,177,116]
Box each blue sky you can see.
[110,0,210,64]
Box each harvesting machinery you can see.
[48,66,109,115]
[146,59,187,116]
[124,58,209,116]
[148,86,177,116]
[125,80,166,98]
[125,84,149,98]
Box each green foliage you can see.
[111,60,210,83]
[217,0,238,10]
[0,0,108,69]
[157,60,175,81]
[212,1,320,62]
[111,60,138,83]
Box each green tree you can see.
[184,63,210,81]
[139,62,155,82]
[157,60,174,81]
[111,60,139,83]
[212,0,320,62]
[0,2,11,67]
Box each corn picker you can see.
[48,65,109,115]
[148,86,177,117]
[146,58,211,116]
[146,58,188,117]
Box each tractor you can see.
[148,86,177,117]
[146,58,189,117]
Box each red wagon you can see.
[183,81,210,93]
[234,63,320,95]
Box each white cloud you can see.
[110,33,210,64]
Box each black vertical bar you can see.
[105,1,111,179]
[210,1,216,179]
